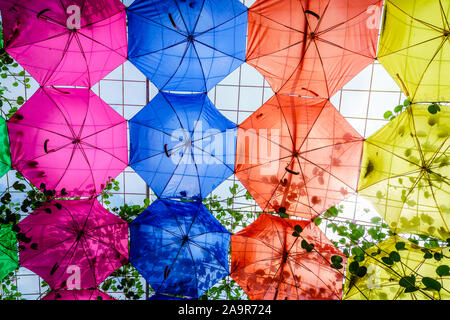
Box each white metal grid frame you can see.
[0,0,410,300]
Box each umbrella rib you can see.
[9,122,73,141]
[425,137,449,168]
[312,0,332,34]
[386,0,445,33]
[130,240,182,263]
[364,140,423,168]
[275,95,299,150]
[189,241,230,273]
[249,10,306,35]
[161,42,192,90]
[424,172,449,231]
[235,154,297,173]
[194,9,247,37]
[287,256,342,299]
[247,39,306,62]
[297,102,328,152]
[191,0,207,35]
[184,242,200,298]
[298,151,360,191]
[41,88,77,139]
[71,143,97,195]
[129,120,184,142]
[411,37,447,102]
[160,201,188,238]
[312,39,331,98]
[189,142,235,173]
[80,120,127,141]
[315,37,375,60]
[378,35,444,58]
[392,171,426,231]
[42,32,77,87]
[73,32,92,88]
[78,237,98,288]
[316,0,379,35]
[130,39,188,59]
[126,10,186,37]
[80,140,128,166]
[230,256,282,275]
[194,39,246,62]
[76,25,128,59]
[277,38,315,95]
[52,144,78,192]
[191,41,208,93]
[8,31,70,50]
[439,0,450,31]
[294,156,315,215]
[358,167,423,192]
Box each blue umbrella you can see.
[127,0,248,92]
[129,92,237,200]
[130,199,230,298]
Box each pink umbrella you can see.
[8,87,128,198]
[18,199,129,290]
[0,0,127,87]
[42,289,115,300]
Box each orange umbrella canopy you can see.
[231,214,346,300]
[235,94,364,219]
[246,0,382,98]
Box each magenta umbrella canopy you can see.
[18,199,129,290]
[8,87,128,198]
[42,289,115,300]
[0,0,127,87]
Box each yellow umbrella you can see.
[344,235,450,300]
[358,104,449,240]
[378,0,450,103]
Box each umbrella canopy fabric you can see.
[0,224,18,281]
[0,118,11,178]
[359,104,449,240]
[41,289,114,300]
[18,199,129,290]
[147,294,193,300]
[235,94,364,219]
[130,199,230,299]
[130,92,237,200]
[0,0,127,88]
[8,87,128,198]
[246,0,382,98]
[344,235,450,300]
[378,0,450,103]
[127,0,247,93]
[231,213,346,300]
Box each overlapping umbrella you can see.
[41,289,114,300]
[127,0,248,92]
[18,199,129,290]
[8,87,128,198]
[378,0,450,103]
[359,104,449,240]
[344,235,450,300]
[130,92,236,200]
[130,199,230,299]
[0,224,18,281]
[246,0,382,98]
[0,118,11,178]
[231,213,346,300]
[0,0,128,87]
[235,94,364,219]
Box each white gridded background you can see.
[0,0,408,299]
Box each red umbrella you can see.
[235,94,364,219]
[231,214,346,300]
[8,87,128,198]
[247,0,382,98]
[0,0,127,87]
[18,199,129,290]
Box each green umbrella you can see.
[0,225,18,281]
[0,117,11,178]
